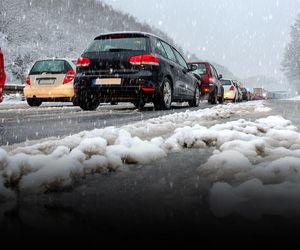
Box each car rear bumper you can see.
[24,84,75,99]
[74,72,161,102]
[224,91,235,100]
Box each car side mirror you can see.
[188,64,198,72]
[218,74,223,80]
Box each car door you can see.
[172,48,194,98]
[160,41,183,99]
[210,65,222,96]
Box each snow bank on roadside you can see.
[0,101,272,199]
[184,115,300,219]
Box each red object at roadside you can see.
[0,48,6,103]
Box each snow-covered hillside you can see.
[0,0,177,84]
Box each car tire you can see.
[133,99,145,110]
[78,90,99,111]
[232,95,237,103]
[218,93,224,104]
[27,98,42,107]
[154,78,172,110]
[72,97,79,106]
[209,89,218,105]
[189,87,200,107]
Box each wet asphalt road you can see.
[0,102,212,146]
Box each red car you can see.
[188,61,224,104]
[0,48,6,103]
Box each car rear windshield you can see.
[221,80,232,86]
[85,35,148,53]
[30,60,68,75]
[192,64,207,75]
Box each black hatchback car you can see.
[74,32,200,110]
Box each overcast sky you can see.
[102,0,300,79]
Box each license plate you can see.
[93,78,122,86]
[38,79,55,85]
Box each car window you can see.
[192,64,207,75]
[221,80,232,86]
[155,40,168,58]
[212,66,219,78]
[30,60,67,75]
[161,42,177,62]
[173,49,188,69]
[86,35,148,52]
[210,65,217,78]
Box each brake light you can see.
[129,54,160,66]
[26,76,31,86]
[203,86,210,93]
[230,85,235,91]
[63,70,76,84]
[77,57,90,67]
[142,87,156,92]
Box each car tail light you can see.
[230,86,235,91]
[26,76,31,86]
[64,70,76,84]
[203,87,210,93]
[77,57,91,67]
[129,54,160,66]
[142,87,156,92]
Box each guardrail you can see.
[3,84,25,95]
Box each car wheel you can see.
[218,93,224,104]
[232,95,237,103]
[154,78,172,110]
[189,87,200,107]
[27,98,42,107]
[133,99,145,110]
[78,91,99,111]
[209,89,218,105]
[72,97,79,106]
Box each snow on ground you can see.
[285,95,300,101]
[0,101,269,197]
[1,94,25,105]
[2,100,300,219]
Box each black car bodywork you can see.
[74,32,200,110]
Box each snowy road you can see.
[2,99,300,242]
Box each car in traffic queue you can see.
[74,32,201,111]
[240,87,251,101]
[188,61,224,105]
[220,79,241,102]
[23,58,77,107]
[0,48,6,103]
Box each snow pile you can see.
[1,129,166,194]
[0,101,272,198]
[178,116,300,219]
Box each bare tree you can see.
[282,14,300,92]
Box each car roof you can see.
[94,31,164,41]
[188,61,210,65]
